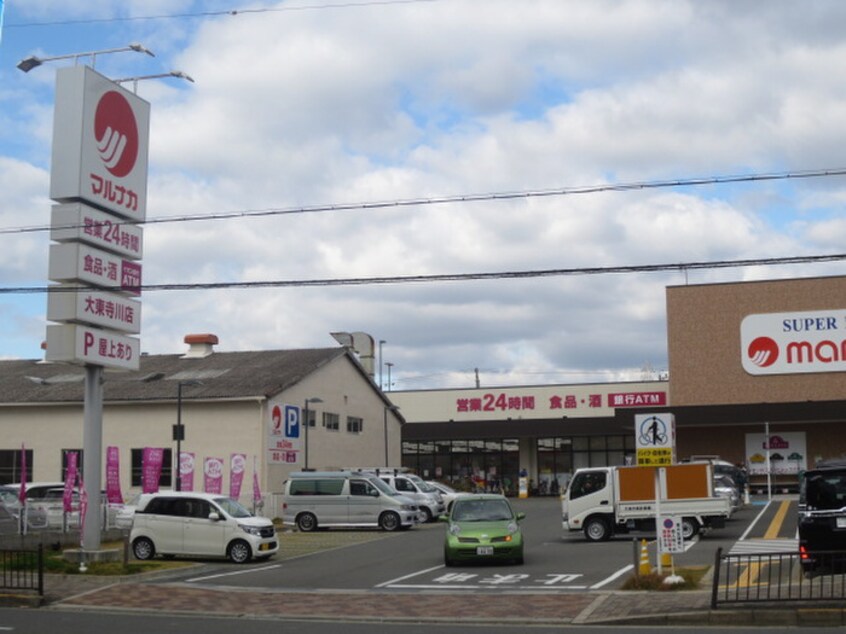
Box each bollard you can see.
[638,539,652,575]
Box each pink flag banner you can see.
[179,452,196,492]
[18,444,27,505]
[63,452,78,513]
[142,447,164,494]
[77,472,88,548]
[105,446,123,504]
[229,453,246,499]
[204,457,223,494]
[252,456,262,505]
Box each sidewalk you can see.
[30,573,846,626]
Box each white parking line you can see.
[374,564,444,588]
[590,564,633,589]
[187,563,282,583]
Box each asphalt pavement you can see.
[5,496,846,627]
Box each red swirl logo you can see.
[747,336,779,367]
[94,91,139,178]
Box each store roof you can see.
[0,346,351,404]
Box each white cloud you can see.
[1,0,845,387]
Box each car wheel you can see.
[228,539,252,564]
[681,517,699,540]
[132,537,155,561]
[297,512,317,532]
[583,516,611,542]
[379,511,401,531]
[420,507,433,523]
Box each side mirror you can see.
[439,515,449,523]
[208,512,221,521]
[516,512,526,521]
[370,490,380,498]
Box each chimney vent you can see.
[182,333,219,359]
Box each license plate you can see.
[259,542,273,551]
[476,546,494,555]
[836,517,846,529]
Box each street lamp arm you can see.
[16,43,156,73]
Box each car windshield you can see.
[212,497,252,518]
[452,499,513,522]
[411,477,437,493]
[368,476,398,496]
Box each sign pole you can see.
[82,365,103,551]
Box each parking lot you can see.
[144,493,799,594]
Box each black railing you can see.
[712,547,846,608]
[0,546,44,596]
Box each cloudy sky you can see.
[1,0,844,390]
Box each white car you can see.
[130,491,278,563]
[426,481,470,513]
[114,492,158,530]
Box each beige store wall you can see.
[667,275,846,405]
[10,399,264,501]
[264,355,403,493]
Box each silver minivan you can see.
[371,471,446,522]
[282,471,419,531]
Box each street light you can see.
[174,380,203,491]
[16,42,155,73]
[383,405,400,466]
[385,362,394,391]
[113,70,195,94]
[303,397,323,471]
[378,340,386,390]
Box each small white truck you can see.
[561,463,731,542]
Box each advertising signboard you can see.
[47,287,141,333]
[744,431,807,476]
[45,323,139,370]
[49,65,150,220]
[741,310,846,375]
[268,403,300,464]
[48,242,142,296]
[50,202,143,260]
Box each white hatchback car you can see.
[130,491,278,563]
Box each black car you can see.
[798,461,846,573]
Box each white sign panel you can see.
[634,413,676,466]
[741,310,846,375]
[50,65,150,221]
[745,432,807,476]
[50,202,143,260]
[658,516,685,553]
[48,242,141,296]
[45,323,139,370]
[267,403,301,464]
[47,287,141,334]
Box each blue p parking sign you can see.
[285,404,300,439]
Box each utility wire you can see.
[3,167,845,236]
[4,0,439,28]
[2,252,843,295]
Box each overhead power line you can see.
[3,167,846,237]
[2,252,843,295]
[4,0,439,28]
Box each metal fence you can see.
[711,547,846,608]
[0,545,44,596]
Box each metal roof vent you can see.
[181,333,219,359]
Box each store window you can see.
[323,412,340,431]
[130,448,173,488]
[0,449,32,485]
[346,416,363,433]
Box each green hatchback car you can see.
[442,494,525,566]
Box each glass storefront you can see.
[403,434,636,496]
